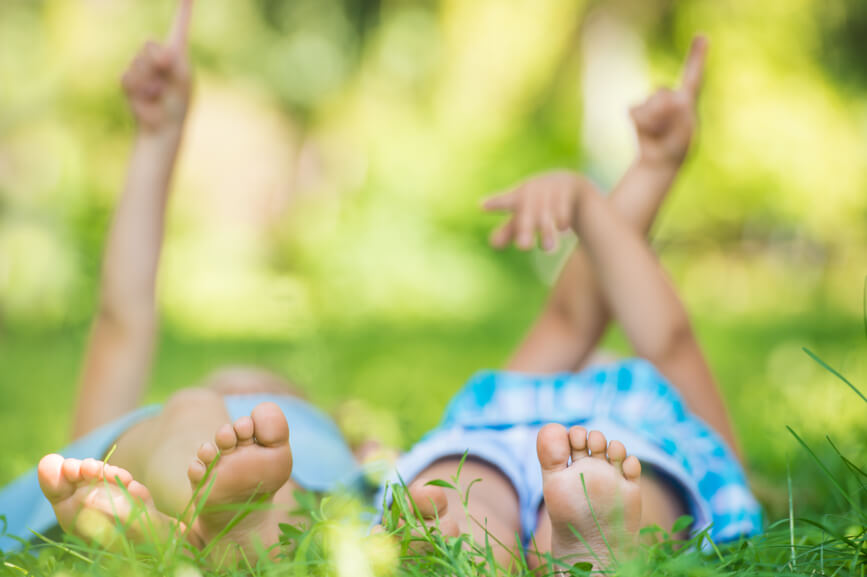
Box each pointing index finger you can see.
[681,35,708,100]
[168,0,194,54]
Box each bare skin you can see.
[406,174,707,569]
[407,459,523,568]
[186,402,295,562]
[37,454,187,549]
[38,397,301,563]
[537,425,641,569]
[39,17,734,574]
[73,0,193,440]
[37,0,304,563]
[395,36,728,572]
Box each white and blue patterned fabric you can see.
[383,359,762,545]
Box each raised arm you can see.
[487,37,708,373]
[72,0,194,438]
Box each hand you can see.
[122,0,194,133]
[630,35,708,167]
[482,171,596,252]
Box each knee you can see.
[202,366,302,397]
[162,387,224,417]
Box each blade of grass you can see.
[453,450,470,485]
[802,348,867,404]
[798,518,861,551]
[198,484,267,560]
[2,562,28,574]
[862,275,866,342]
[29,530,94,564]
[579,473,614,567]
[787,463,796,570]
[787,426,860,512]
[825,436,867,485]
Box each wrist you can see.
[136,121,185,150]
[635,153,682,176]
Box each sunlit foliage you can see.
[1,0,866,549]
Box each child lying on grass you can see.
[0,0,761,571]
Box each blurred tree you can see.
[816,0,867,92]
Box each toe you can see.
[622,456,642,482]
[607,440,627,471]
[439,515,460,538]
[80,458,103,481]
[250,402,290,448]
[61,459,83,484]
[188,460,207,485]
[568,426,588,462]
[537,423,570,473]
[409,482,449,519]
[587,430,608,460]
[103,465,133,486]
[127,480,153,504]
[38,454,70,501]
[233,416,255,446]
[197,441,219,465]
[215,424,238,452]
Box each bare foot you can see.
[187,402,293,563]
[537,424,642,571]
[37,454,179,548]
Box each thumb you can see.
[482,190,518,212]
[630,98,656,129]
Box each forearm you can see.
[548,160,680,362]
[610,159,678,232]
[73,129,182,437]
[73,0,193,438]
[99,127,183,327]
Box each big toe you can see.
[537,423,570,473]
[38,454,70,502]
[408,482,449,519]
[250,402,290,447]
[405,482,458,539]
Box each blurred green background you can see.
[1,0,866,521]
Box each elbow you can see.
[97,300,157,336]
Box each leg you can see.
[403,459,524,569]
[109,367,302,517]
[570,189,740,455]
[53,384,300,562]
[108,387,234,517]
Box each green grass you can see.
[1,297,866,574]
[0,403,864,577]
